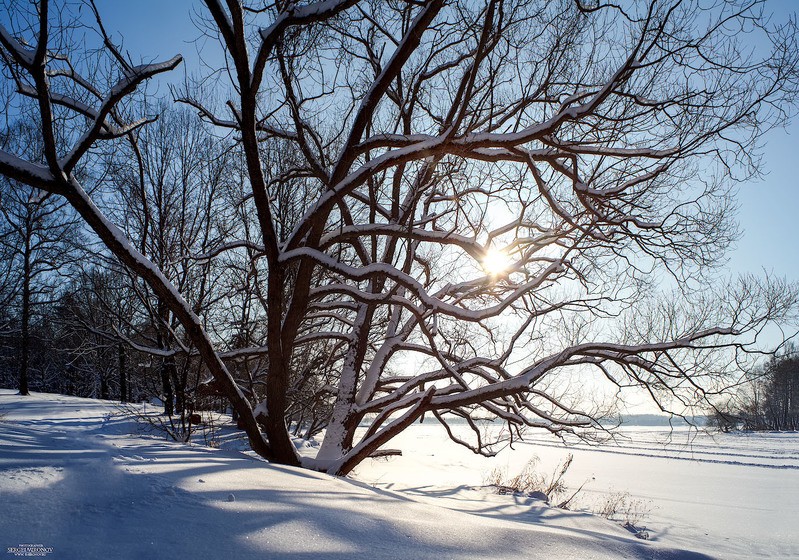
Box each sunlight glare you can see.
[481,247,511,277]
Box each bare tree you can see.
[99,103,238,416]
[51,265,145,401]
[0,119,82,395]
[1,0,797,475]
[719,348,799,431]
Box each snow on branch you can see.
[0,150,58,192]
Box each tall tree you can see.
[101,104,236,415]
[712,348,799,431]
[0,121,81,395]
[0,0,797,475]
[754,351,799,430]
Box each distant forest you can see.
[711,353,799,432]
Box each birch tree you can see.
[1,0,797,475]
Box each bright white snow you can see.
[1,390,794,559]
[354,423,799,560]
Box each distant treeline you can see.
[710,352,799,432]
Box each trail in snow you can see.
[510,436,799,470]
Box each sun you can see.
[481,247,512,277]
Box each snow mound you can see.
[0,390,713,559]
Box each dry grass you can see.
[593,490,653,536]
[484,454,578,504]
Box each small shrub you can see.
[594,490,653,530]
[121,403,209,444]
[484,454,576,503]
[707,405,739,433]
[198,411,222,448]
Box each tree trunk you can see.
[169,357,183,414]
[18,236,31,396]
[156,298,175,415]
[160,358,174,416]
[118,342,127,403]
[100,369,109,400]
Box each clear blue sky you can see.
[730,122,799,281]
[727,0,799,282]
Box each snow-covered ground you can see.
[354,423,799,560]
[1,390,795,559]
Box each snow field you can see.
[3,390,795,559]
[353,422,799,559]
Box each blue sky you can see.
[730,122,798,281]
[720,0,799,283]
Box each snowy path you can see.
[0,391,712,559]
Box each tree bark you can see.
[160,357,174,416]
[18,231,31,396]
[118,341,127,403]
